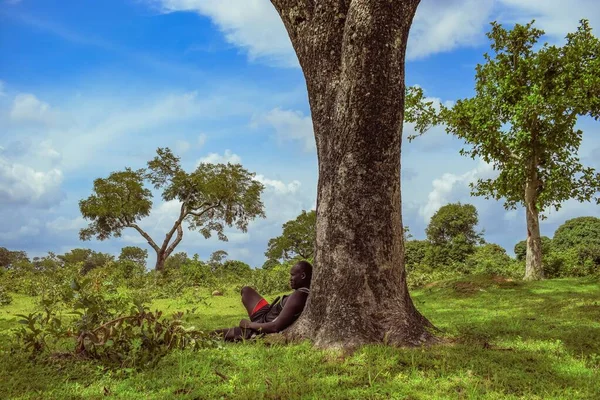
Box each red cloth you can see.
[251,298,269,315]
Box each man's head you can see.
[289,260,313,290]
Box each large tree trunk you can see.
[272,0,434,348]
[524,179,544,280]
[155,251,167,272]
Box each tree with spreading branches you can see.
[79,148,265,272]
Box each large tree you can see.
[79,148,265,271]
[412,20,600,280]
[265,210,316,262]
[271,0,433,348]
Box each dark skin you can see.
[213,263,310,340]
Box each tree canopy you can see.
[552,216,600,251]
[425,202,483,264]
[265,210,316,262]
[79,148,265,271]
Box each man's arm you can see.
[239,291,307,334]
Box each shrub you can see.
[465,244,522,278]
[0,286,12,306]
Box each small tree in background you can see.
[118,246,148,267]
[0,247,29,269]
[80,148,265,272]
[410,20,600,280]
[425,203,483,265]
[265,210,316,262]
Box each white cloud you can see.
[10,93,56,125]
[0,153,64,208]
[197,149,242,165]
[408,0,495,60]
[46,216,86,232]
[148,0,297,67]
[255,174,301,196]
[498,0,600,40]
[255,107,315,152]
[145,0,599,66]
[419,161,495,222]
[0,221,41,240]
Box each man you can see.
[213,260,312,341]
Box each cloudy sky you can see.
[1,0,599,268]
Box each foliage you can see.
[553,216,600,251]
[0,286,12,306]
[425,203,483,265]
[12,277,217,367]
[0,247,29,269]
[118,246,148,267]
[59,248,115,275]
[463,244,522,278]
[243,263,293,295]
[514,236,553,261]
[265,210,316,262]
[404,240,429,271]
[13,300,64,357]
[411,20,600,279]
[79,147,265,270]
[438,20,600,213]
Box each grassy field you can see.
[1,275,599,399]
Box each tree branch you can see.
[160,201,189,254]
[128,223,160,253]
[187,201,222,218]
[165,223,184,259]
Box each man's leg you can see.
[240,286,267,317]
[212,327,254,342]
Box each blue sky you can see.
[1,0,599,268]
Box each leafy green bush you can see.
[553,217,600,251]
[13,277,218,368]
[464,244,523,278]
[0,286,12,306]
[243,263,292,295]
[544,247,599,278]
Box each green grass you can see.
[1,276,599,399]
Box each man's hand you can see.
[239,319,251,329]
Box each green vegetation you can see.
[407,20,600,281]
[1,276,598,399]
[265,210,316,263]
[79,148,265,271]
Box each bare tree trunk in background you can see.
[271,0,434,348]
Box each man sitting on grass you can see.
[213,260,312,341]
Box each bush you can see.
[244,263,292,295]
[0,286,12,306]
[13,277,218,367]
[464,244,523,278]
[553,216,600,251]
[544,247,599,278]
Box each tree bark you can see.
[524,178,544,280]
[272,0,434,348]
